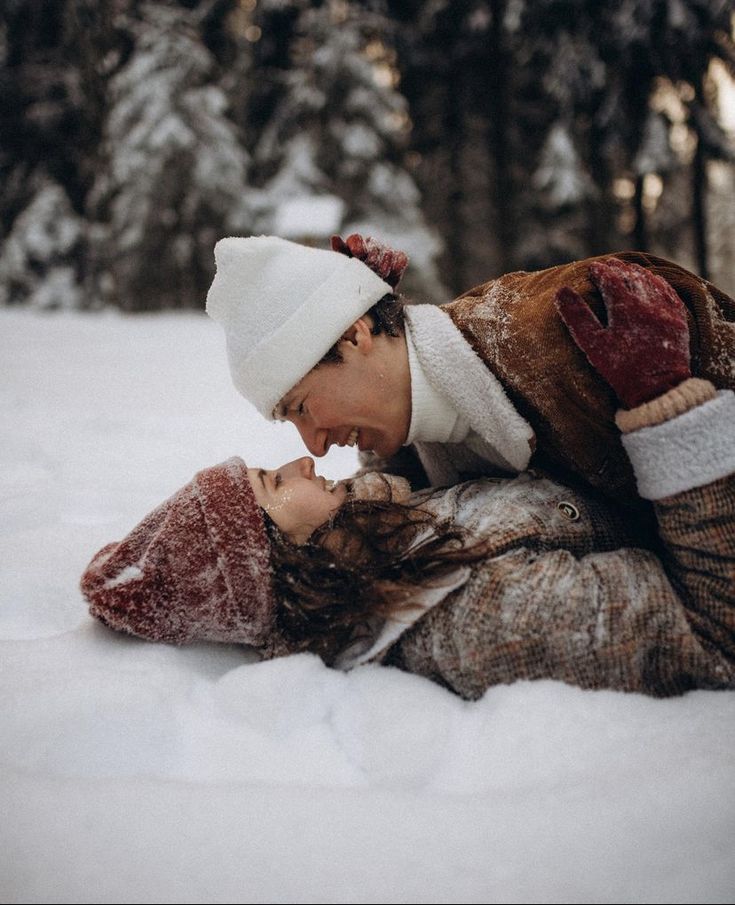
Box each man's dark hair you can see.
[317,293,405,365]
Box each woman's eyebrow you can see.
[258,468,267,488]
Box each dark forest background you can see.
[1,0,734,311]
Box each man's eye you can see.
[274,472,283,488]
[297,402,305,417]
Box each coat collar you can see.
[404,305,535,472]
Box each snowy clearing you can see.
[1,308,734,904]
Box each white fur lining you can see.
[622,390,735,500]
[404,305,535,472]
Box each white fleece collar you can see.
[405,321,470,445]
[404,305,535,472]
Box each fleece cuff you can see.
[621,390,735,499]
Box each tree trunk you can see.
[633,174,647,251]
[692,144,709,278]
[585,124,618,256]
[443,60,467,295]
[487,0,514,273]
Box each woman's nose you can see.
[280,457,315,479]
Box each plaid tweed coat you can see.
[380,469,735,700]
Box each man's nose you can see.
[296,421,329,457]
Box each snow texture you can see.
[2,309,734,904]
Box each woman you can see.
[81,263,735,700]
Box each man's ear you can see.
[340,317,374,355]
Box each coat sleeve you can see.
[385,387,735,701]
[384,534,735,701]
[653,476,735,665]
[618,383,735,669]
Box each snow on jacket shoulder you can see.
[380,252,735,508]
[442,251,735,508]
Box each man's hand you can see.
[555,258,691,409]
[331,233,409,289]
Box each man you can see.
[206,233,735,511]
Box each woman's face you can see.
[247,457,348,544]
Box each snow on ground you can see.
[1,308,734,904]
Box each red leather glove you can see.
[555,258,691,409]
[331,233,409,290]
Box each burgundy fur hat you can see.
[80,457,276,646]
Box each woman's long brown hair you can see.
[265,491,489,665]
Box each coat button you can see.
[558,501,580,521]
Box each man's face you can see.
[275,319,411,459]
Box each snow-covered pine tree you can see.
[522,123,597,267]
[0,0,102,307]
[250,0,445,302]
[88,2,252,311]
[502,0,735,269]
[0,181,85,309]
[385,0,504,295]
[594,0,735,269]
[502,1,620,260]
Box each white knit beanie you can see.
[206,236,393,418]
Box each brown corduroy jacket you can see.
[394,252,735,510]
